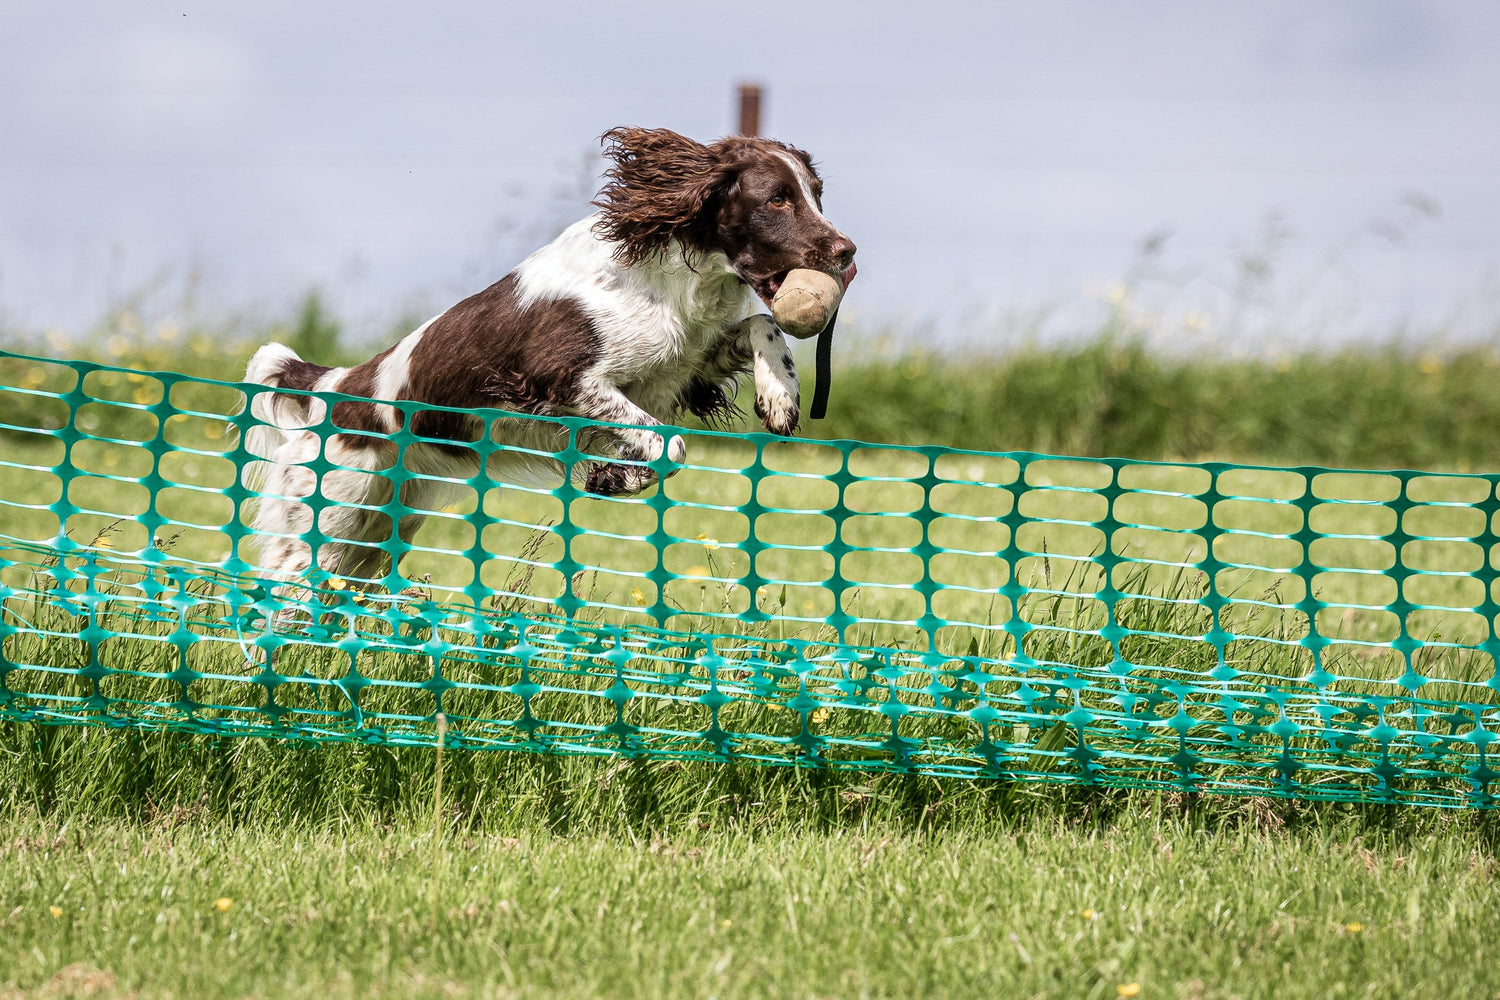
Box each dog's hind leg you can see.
[303,434,409,587]
[572,377,686,496]
[244,430,409,667]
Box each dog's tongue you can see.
[839,261,858,288]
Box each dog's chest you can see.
[618,317,740,415]
[602,272,750,410]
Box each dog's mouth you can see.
[762,270,792,303]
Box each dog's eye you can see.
[768,192,789,207]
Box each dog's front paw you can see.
[755,392,799,437]
[750,325,800,437]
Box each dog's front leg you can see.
[574,376,686,496]
[745,315,800,436]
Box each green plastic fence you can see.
[1,349,1498,808]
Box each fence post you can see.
[737,83,762,136]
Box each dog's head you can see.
[592,127,857,304]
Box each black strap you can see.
[809,308,837,420]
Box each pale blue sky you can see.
[3,1,1498,352]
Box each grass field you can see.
[4,759,1500,999]
[4,719,1500,1000]
[4,326,1500,997]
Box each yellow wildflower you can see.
[326,577,347,591]
[1345,921,1365,934]
[215,897,233,913]
[695,533,721,550]
[49,905,64,918]
[1081,908,1096,921]
[1117,984,1141,998]
[630,587,648,606]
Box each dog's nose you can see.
[829,237,857,270]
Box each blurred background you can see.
[3,1,1500,465]
[5,1,1499,348]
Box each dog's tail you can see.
[244,343,333,446]
[245,343,332,423]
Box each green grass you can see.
[4,342,1500,803]
[808,337,1500,472]
[3,773,1500,999]
[7,328,1500,996]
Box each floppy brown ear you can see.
[592,127,734,266]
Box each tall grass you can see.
[13,296,1500,470]
[810,336,1500,470]
[4,328,1499,808]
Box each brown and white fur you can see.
[243,127,857,591]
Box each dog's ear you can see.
[592,127,735,266]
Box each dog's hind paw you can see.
[584,461,658,496]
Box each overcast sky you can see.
[3,1,1498,353]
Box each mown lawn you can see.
[3,780,1499,999]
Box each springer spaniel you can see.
[243,126,857,590]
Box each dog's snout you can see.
[829,237,857,270]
